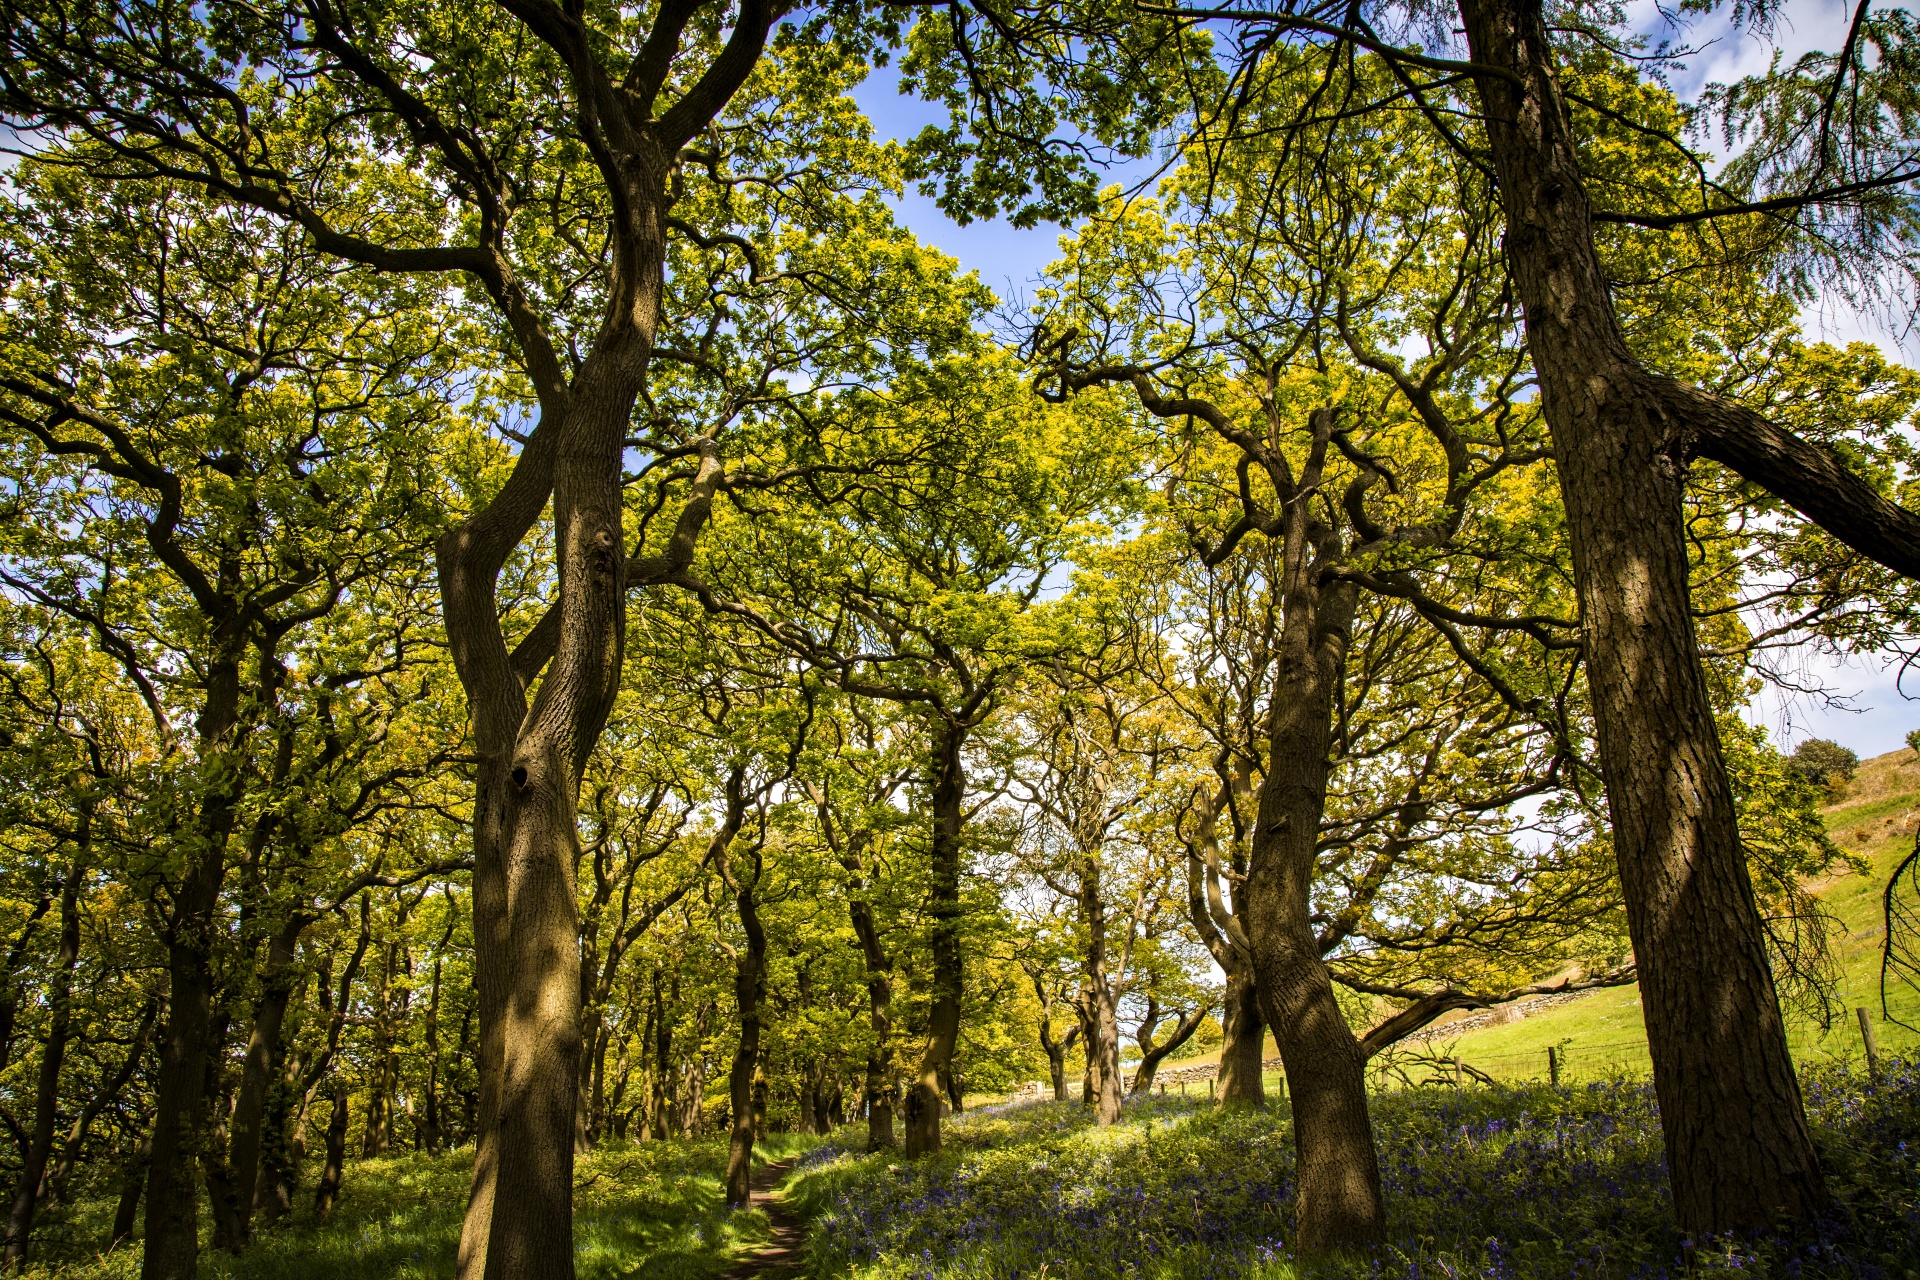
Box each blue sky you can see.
[848,0,1920,761]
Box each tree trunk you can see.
[110,1134,150,1250]
[1185,783,1266,1107]
[1456,0,1828,1233]
[1078,856,1124,1128]
[313,1085,348,1221]
[222,916,304,1246]
[648,971,675,1141]
[144,642,245,1280]
[3,859,83,1269]
[904,721,966,1158]
[456,758,513,1280]
[1243,569,1386,1253]
[1216,968,1267,1107]
[422,948,445,1154]
[1034,988,1078,1103]
[847,881,895,1150]
[724,859,767,1207]
[1127,1001,1207,1097]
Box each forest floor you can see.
[20,1134,821,1280]
[721,1160,807,1278]
[21,752,1920,1280]
[787,1066,1920,1280]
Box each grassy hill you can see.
[1419,745,1920,1085]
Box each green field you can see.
[1405,746,1920,1087]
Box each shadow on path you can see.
[720,1160,804,1277]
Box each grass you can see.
[1410,746,1920,1085]
[790,1059,1920,1280]
[19,1133,819,1280]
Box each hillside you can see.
[1423,744,1920,1084]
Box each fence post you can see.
[1857,1006,1881,1079]
[1548,1045,1562,1087]
[1208,1077,1215,1101]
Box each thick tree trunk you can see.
[3,859,83,1269]
[1243,573,1386,1253]
[457,759,512,1280]
[1457,0,1828,1233]
[144,643,245,1280]
[1078,858,1124,1127]
[485,783,590,1280]
[313,1085,348,1221]
[1215,968,1267,1107]
[904,722,966,1158]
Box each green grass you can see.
[789,1063,1920,1279]
[20,1134,818,1280]
[1411,748,1920,1086]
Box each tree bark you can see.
[1126,1000,1208,1097]
[313,1084,348,1221]
[1183,806,1265,1107]
[1215,970,1268,1107]
[904,721,966,1157]
[1243,566,1386,1254]
[4,858,83,1269]
[723,868,766,1208]
[1457,0,1829,1232]
[110,1134,150,1250]
[1032,977,1079,1103]
[143,635,246,1280]
[843,848,896,1150]
[222,915,304,1245]
[1078,855,1125,1127]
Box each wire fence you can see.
[1363,1038,1653,1092]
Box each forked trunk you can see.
[1456,0,1828,1232]
[904,721,966,1158]
[1215,968,1267,1107]
[1185,782,1266,1107]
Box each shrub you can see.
[1788,739,1861,796]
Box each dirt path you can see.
[719,1160,805,1278]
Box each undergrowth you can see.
[788,1059,1920,1280]
[18,1132,819,1280]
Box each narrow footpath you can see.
[720,1160,806,1277]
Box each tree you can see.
[679,353,1140,1153]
